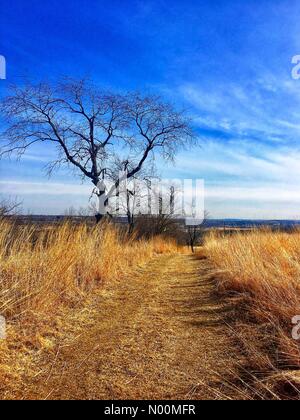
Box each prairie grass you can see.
[0,220,179,398]
[0,220,178,319]
[205,229,300,399]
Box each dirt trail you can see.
[19,254,242,400]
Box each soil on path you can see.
[17,254,244,400]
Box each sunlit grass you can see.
[0,220,178,319]
[205,229,300,398]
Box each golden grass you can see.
[0,220,178,320]
[205,229,300,399]
[6,220,300,399]
[0,220,179,398]
[1,253,242,400]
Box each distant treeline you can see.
[6,215,300,230]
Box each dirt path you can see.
[19,254,242,400]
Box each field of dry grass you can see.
[205,229,300,399]
[2,219,300,400]
[0,220,178,397]
[0,221,178,318]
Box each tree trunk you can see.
[127,211,135,234]
[190,240,195,253]
[95,213,103,224]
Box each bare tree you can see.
[0,79,195,223]
[186,211,209,253]
[134,184,182,238]
[116,175,154,233]
[0,197,22,217]
[123,179,143,234]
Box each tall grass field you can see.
[0,220,178,397]
[0,221,178,318]
[1,220,300,399]
[205,229,300,398]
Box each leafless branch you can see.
[0,197,22,217]
[0,79,195,222]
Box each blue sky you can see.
[1,0,300,218]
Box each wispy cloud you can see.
[180,79,300,147]
[169,140,300,183]
[0,181,91,196]
[2,0,300,218]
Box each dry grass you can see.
[0,220,179,398]
[2,253,241,400]
[0,220,178,319]
[5,220,300,399]
[205,229,300,399]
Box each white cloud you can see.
[206,185,300,202]
[161,136,300,218]
[172,140,300,184]
[179,78,300,147]
[0,181,91,196]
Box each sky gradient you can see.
[1,0,300,218]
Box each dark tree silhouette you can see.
[186,212,209,253]
[0,197,22,217]
[0,79,195,222]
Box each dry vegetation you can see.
[0,220,178,318]
[0,220,178,397]
[205,229,300,399]
[3,219,300,400]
